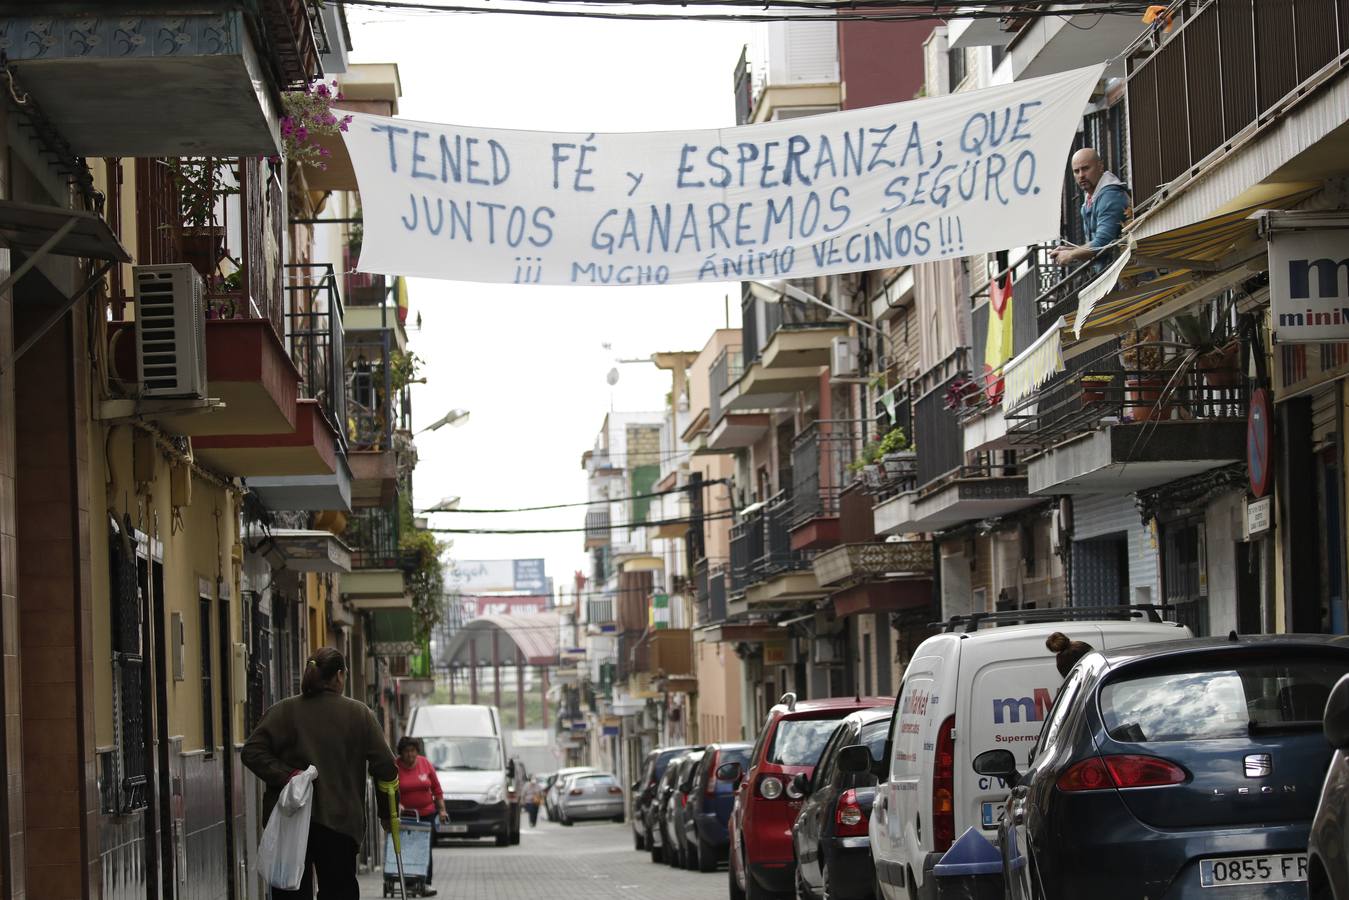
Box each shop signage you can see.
[341,65,1103,285]
[1269,225,1349,342]
[1246,496,1272,536]
[763,641,790,666]
[1247,388,1273,498]
[446,558,548,593]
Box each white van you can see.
[869,612,1192,900]
[407,704,522,846]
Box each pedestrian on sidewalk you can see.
[243,647,399,900]
[523,778,544,828]
[396,736,449,895]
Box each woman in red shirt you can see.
[396,737,449,894]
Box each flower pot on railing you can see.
[882,450,917,481]
[863,463,885,492]
[1124,377,1172,422]
[179,228,225,278]
[1198,341,1241,388]
[1080,375,1113,404]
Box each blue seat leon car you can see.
[974,635,1349,900]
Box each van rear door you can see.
[962,652,1060,837]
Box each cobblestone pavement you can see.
[359,817,727,899]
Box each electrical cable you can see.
[335,0,1152,22]
[337,0,1150,13]
[420,478,729,514]
[425,510,736,534]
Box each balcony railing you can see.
[587,598,615,626]
[708,564,728,623]
[134,157,284,336]
[585,507,611,549]
[1005,359,1250,448]
[741,284,841,364]
[729,510,763,596]
[915,372,970,489]
[286,263,347,444]
[791,420,867,529]
[259,0,327,88]
[346,503,403,570]
[813,541,935,588]
[709,345,744,424]
[1126,0,1349,210]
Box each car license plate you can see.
[443,824,468,834]
[980,802,1004,830]
[1199,854,1307,888]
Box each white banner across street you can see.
[342,64,1103,286]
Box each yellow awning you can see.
[1066,186,1319,340]
[618,555,664,573]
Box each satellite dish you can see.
[606,367,620,386]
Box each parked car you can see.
[1310,673,1349,899]
[546,766,598,820]
[687,742,753,872]
[632,745,697,852]
[974,634,1349,900]
[651,751,696,863]
[408,703,521,846]
[728,693,890,900]
[556,771,626,825]
[870,610,1191,900]
[660,749,706,868]
[791,708,891,900]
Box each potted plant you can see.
[167,158,238,278]
[1120,325,1172,421]
[1080,373,1113,404]
[847,437,884,491]
[877,426,915,480]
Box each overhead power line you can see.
[421,478,729,514]
[336,0,1152,22]
[426,510,735,535]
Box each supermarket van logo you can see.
[992,688,1055,724]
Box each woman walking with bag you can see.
[396,736,448,895]
[243,647,399,899]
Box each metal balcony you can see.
[790,419,867,537]
[1126,0,1349,211]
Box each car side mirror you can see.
[506,760,516,779]
[972,749,1020,787]
[1325,674,1349,749]
[837,744,872,775]
[716,761,742,784]
[790,773,811,796]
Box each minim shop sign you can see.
[1269,221,1349,343]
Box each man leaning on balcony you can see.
[1048,147,1130,270]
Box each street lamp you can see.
[418,408,470,434]
[423,496,461,513]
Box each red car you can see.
[725,693,891,900]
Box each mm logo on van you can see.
[992,688,1055,724]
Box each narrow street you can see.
[360,820,723,900]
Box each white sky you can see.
[346,10,758,593]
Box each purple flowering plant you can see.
[280,79,353,170]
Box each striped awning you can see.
[1065,186,1319,340]
[1002,316,1067,410]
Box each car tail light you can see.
[758,775,784,800]
[834,789,868,837]
[569,788,583,796]
[932,714,956,852]
[608,786,623,795]
[705,751,720,797]
[680,792,688,808]
[1057,755,1187,792]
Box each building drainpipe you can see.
[470,639,479,704]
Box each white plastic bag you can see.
[256,765,318,889]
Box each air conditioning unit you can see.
[133,264,207,399]
[830,336,860,379]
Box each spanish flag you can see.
[983,273,1014,403]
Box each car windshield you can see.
[422,736,503,771]
[1100,655,1349,742]
[768,718,842,766]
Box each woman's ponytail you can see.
[301,647,346,697]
